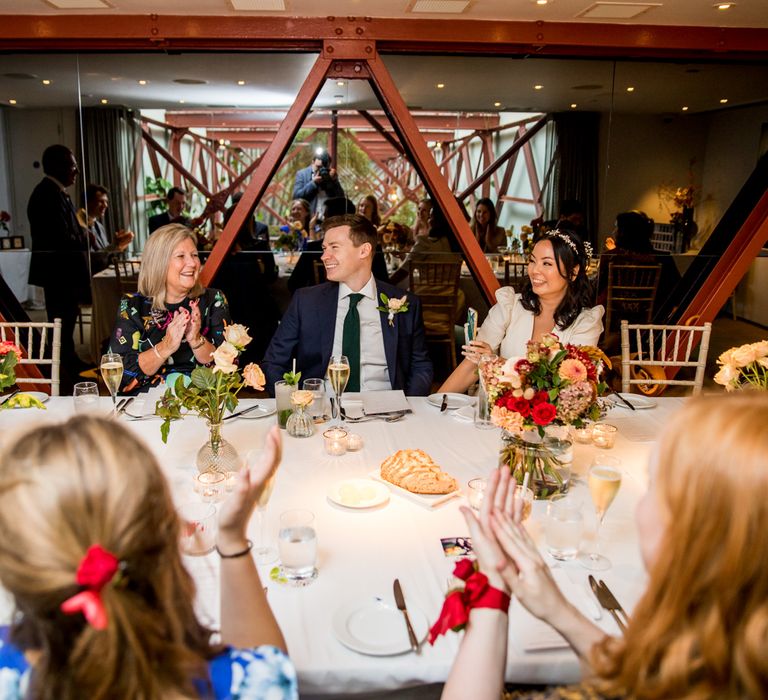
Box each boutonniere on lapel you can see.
[376,293,409,327]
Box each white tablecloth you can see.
[0,396,686,696]
[0,248,31,303]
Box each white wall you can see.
[5,108,79,245]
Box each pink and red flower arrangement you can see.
[480,333,608,437]
[0,340,22,393]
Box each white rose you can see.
[523,387,535,400]
[713,363,739,388]
[223,323,252,349]
[212,341,239,374]
[388,295,408,311]
[731,344,758,368]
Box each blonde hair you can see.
[138,224,204,311]
[592,392,768,699]
[0,416,217,700]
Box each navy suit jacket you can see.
[262,279,433,397]
[292,166,345,214]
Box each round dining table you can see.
[0,393,685,698]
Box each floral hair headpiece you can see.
[545,229,593,260]
[60,544,122,630]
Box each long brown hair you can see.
[592,392,768,699]
[0,416,219,700]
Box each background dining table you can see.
[0,394,685,698]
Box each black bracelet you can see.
[216,540,253,559]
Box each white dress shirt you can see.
[331,275,391,391]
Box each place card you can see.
[361,390,411,415]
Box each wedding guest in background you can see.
[357,194,381,228]
[291,148,345,219]
[77,183,135,272]
[109,224,230,394]
[412,197,432,240]
[440,229,603,394]
[264,214,432,395]
[442,392,768,700]
[148,187,189,233]
[470,197,506,252]
[27,144,91,382]
[0,416,297,699]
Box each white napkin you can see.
[452,405,475,422]
[362,390,411,415]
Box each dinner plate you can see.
[606,393,657,410]
[327,479,390,509]
[427,392,473,410]
[332,597,429,656]
[5,391,49,408]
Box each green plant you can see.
[144,176,173,214]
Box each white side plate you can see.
[7,391,49,408]
[608,393,657,410]
[332,597,429,656]
[427,392,473,410]
[327,479,390,509]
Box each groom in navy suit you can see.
[262,214,433,396]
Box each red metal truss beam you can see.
[140,125,212,198]
[200,53,332,285]
[366,51,498,302]
[348,133,420,203]
[458,115,548,201]
[358,111,406,157]
[521,131,544,219]
[2,15,768,59]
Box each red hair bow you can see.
[60,545,120,630]
[428,558,511,645]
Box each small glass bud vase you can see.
[286,403,314,438]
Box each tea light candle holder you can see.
[592,423,618,449]
[467,477,486,511]
[571,424,594,444]
[346,432,364,451]
[193,470,226,502]
[323,428,348,456]
[224,471,238,492]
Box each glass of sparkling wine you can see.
[278,509,318,586]
[579,456,622,571]
[248,448,279,565]
[100,353,123,409]
[327,354,350,427]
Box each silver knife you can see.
[393,578,420,653]
[223,404,263,421]
[610,390,636,411]
[439,394,448,412]
[588,575,627,634]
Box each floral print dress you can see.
[109,288,230,394]
[0,626,298,699]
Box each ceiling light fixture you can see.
[626,86,635,92]
[536,0,548,4]
[494,101,501,107]
[336,99,342,104]
[9,99,17,105]
[229,0,286,10]
[46,0,111,8]
[138,79,147,85]
[236,80,246,86]
[714,2,735,9]
[682,106,689,111]
[720,98,728,103]
[410,0,470,13]
[570,103,578,108]
[436,83,445,89]
[337,81,345,86]
[534,84,543,90]
[100,98,108,104]
[179,99,185,104]
[42,79,51,85]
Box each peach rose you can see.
[751,340,768,358]
[718,348,735,365]
[388,295,408,311]
[290,389,314,407]
[713,363,739,389]
[731,344,758,368]
[223,323,252,349]
[212,341,238,374]
[242,363,265,390]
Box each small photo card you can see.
[441,537,473,558]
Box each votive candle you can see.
[591,423,618,449]
[346,432,364,451]
[323,428,348,456]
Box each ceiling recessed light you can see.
[436,83,445,89]
[626,86,635,92]
[536,0,548,4]
[570,103,578,108]
[229,0,286,10]
[236,80,246,86]
[100,98,108,104]
[336,99,343,104]
[682,106,689,111]
[41,79,51,86]
[138,79,147,85]
[410,0,470,13]
[179,99,185,104]
[534,84,543,90]
[720,98,728,103]
[337,81,345,86]
[494,101,501,107]
[8,99,17,105]
[714,2,735,9]
[46,0,111,8]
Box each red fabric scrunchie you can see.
[60,545,120,630]
[428,558,511,644]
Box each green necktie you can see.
[341,293,364,393]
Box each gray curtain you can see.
[81,107,142,249]
[552,112,600,245]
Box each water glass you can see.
[178,502,217,556]
[545,496,584,560]
[275,380,294,429]
[73,381,99,413]
[467,477,486,511]
[278,509,318,585]
[302,378,325,421]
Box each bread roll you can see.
[380,449,458,494]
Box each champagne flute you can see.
[327,354,350,427]
[100,353,123,410]
[579,456,622,571]
[248,448,280,565]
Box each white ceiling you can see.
[0,0,765,27]
[2,52,766,115]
